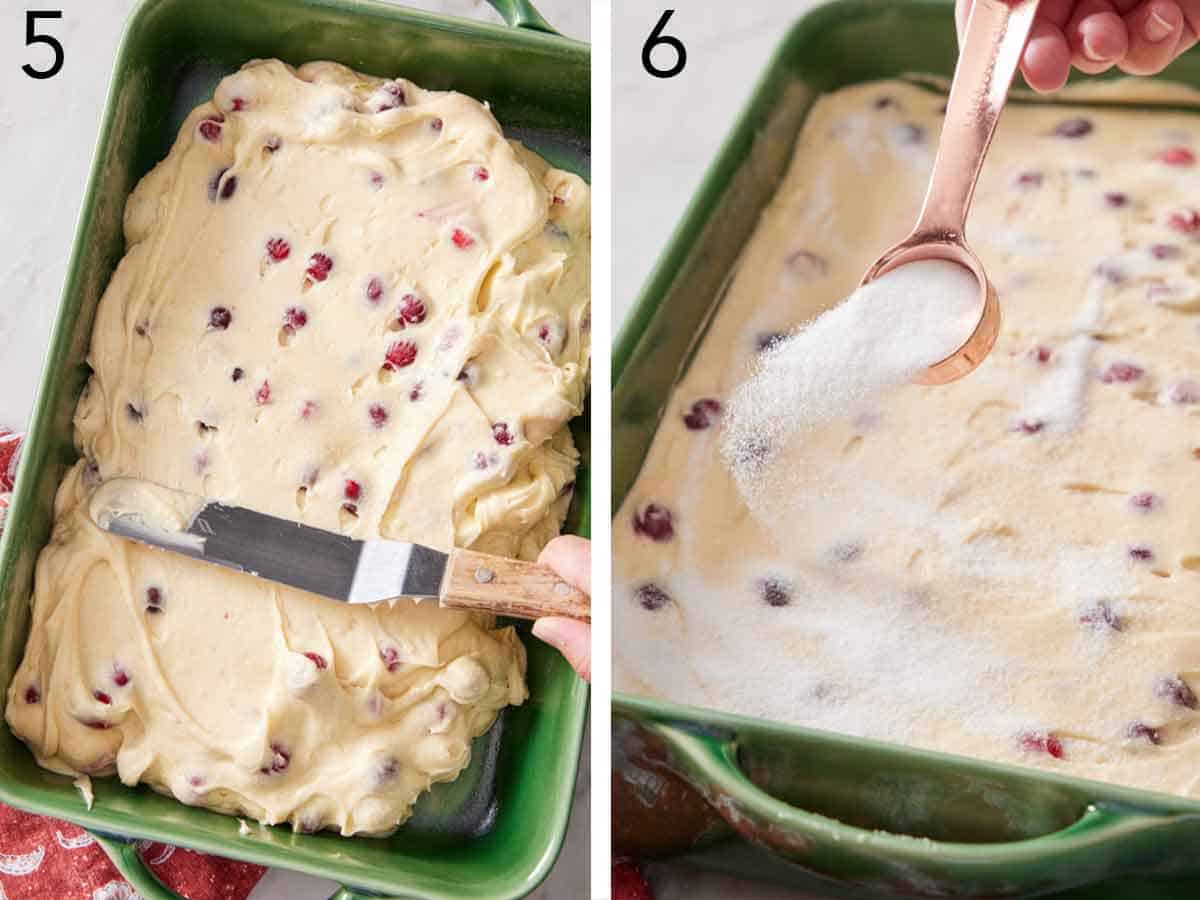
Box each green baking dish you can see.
[613,1,1200,897]
[0,1,589,899]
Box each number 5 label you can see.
[23,10,65,80]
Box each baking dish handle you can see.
[90,832,185,900]
[645,721,1198,894]
[485,0,558,34]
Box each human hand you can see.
[532,535,591,682]
[956,0,1197,92]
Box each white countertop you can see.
[0,2,588,899]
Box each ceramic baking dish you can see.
[612,1,1200,897]
[0,1,589,898]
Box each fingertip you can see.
[1071,11,1129,72]
[1023,24,1072,92]
[1121,1,1185,75]
[532,617,591,681]
[536,534,591,593]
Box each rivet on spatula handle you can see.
[441,548,591,622]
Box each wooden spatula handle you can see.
[441,548,590,622]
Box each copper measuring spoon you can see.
[861,0,1042,385]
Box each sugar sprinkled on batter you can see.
[722,259,980,515]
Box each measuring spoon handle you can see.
[916,0,1042,238]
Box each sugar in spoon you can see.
[860,0,1042,385]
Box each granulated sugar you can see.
[721,259,982,511]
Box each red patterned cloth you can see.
[0,430,267,899]
[0,803,265,899]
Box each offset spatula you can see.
[91,483,589,622]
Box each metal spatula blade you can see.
[92,484,590,621]
[102,499,447,604]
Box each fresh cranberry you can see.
[299,400,318,420]
[93,690,112,705]
[376,756,400,783]
[635,583,671,611]
[612,860,654,900]
[1016,171,1043,188]
[473,166,489,182]
[1127,722,1163,745]
[1160,146,1195,166]
[23,685,39,704]
[209,307,232,330]
[430,117,443,132]
[231,367,244,382]
[756,332,787,353]
[492,422,515,445]
[266,237,291,261]
[231,97,247,112]
[112,667,130,687]
[146,586,163,613]
[1104,192,1128,208]
[306,252,333,282]
[1157,676,1198,709]
[218,174,238,200]
[1080,600,1123,632]
[409,382,424,402]
[785,249,828,279]
[365,276,384,303]
[283,307,308,333]
[1130,492,1161,512]
[260,742,290,775]
[303,652,327,670]
[451,228,475,249]
[384,341,418,370]
[832,542,862,562]
[1055,117,1093,138]
[380,645,402,673]
[207,167,228,201]
[1029,345,1053,364]
[633,503,674,542]
[1100,362,1144,384]
[399,294,427,325]
[369,171,385,189]
[1129,545,1155,562]
[1167,208,1200,234]
[758,577,791,607]
[1168,380,1200,404]
[198,119,222,142]
[255,381,271,406]
[682,398,722,430]
[344,480,362,501]
[1019,731,1065,759]
[187,774,206,789]
[368,403,389,428]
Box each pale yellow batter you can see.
[615,80,1200,798]
[6,60,590,835]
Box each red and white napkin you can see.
[0,429,267,900]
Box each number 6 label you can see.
[643,10,686,79]
[23,10,65,80]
